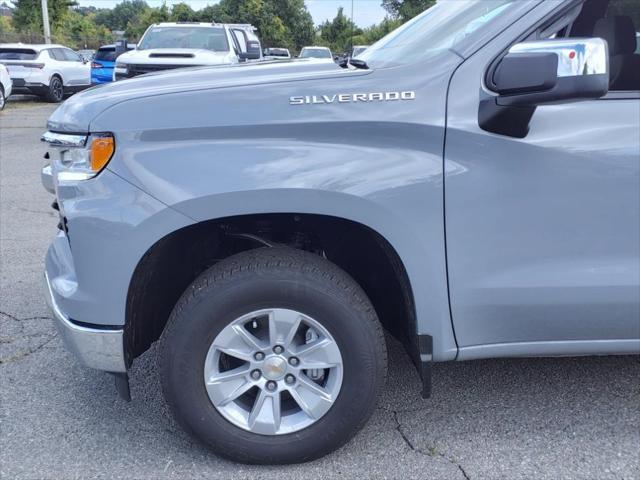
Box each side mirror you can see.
[479,38,609,138]
[239,40,262,61]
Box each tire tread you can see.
[159,247,387,464]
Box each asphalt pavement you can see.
[1,97,638,480]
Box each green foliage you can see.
[351,17,402,46]
[382,0,434,21]
[11,0,77,33]
[170,2,195,22]
[124,2,168,39]
[94,0,148,31]
[316,6,361,53]
[4,0,412,54]
[0,15,13,33]
[197,0,314,52]
[52,9,111,48]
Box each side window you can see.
[62,49,82,62]
[49,49,65,61]
[566,0,640,91]
[606,0,640,54]
[232,30,248,53]
[607,0,640,25]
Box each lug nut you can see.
[288,357,299,366]
[285,374,296,385]
[250,369,261,380]
[266,381,277,391]
[273,345,284,354]
[254,352,265,361]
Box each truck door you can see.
[444,0,640,358]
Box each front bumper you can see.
[44,270,126,373]
[40,136,192,374]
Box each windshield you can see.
[300,48,332,59]
[0,48,38,60]
[352,47,367,57]
[138,26,229,51]
[359,0,520,67]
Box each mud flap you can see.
[418,335,433,399]
[111,372,131,402]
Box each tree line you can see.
[0,0,435,52]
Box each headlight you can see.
[41,131,115,181]
[115,63,127,71]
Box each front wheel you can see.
[159,247,387,464]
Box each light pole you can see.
[350,0,354,52]
[41,0,51,44]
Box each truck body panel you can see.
[444,0,640,356]
[97,51,462,361]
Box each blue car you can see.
[91,44,135,84]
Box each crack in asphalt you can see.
[0,311,57,365]
[0,125,49,129]
[392,410,471,480]
[0,334,57,365]
[13,206,57,217]
[0,311,21,322]
[0,311,52,323]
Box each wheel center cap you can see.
[263,356,287,380]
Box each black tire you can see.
[0,86,5,111]
[45,76,64,103]
[159,247,387,464]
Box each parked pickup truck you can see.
[41,0,639,465]
[113,22,262,80]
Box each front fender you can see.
[177,188,456,361]
[107,128,456,360]
[101,62,460,360]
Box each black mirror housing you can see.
[239,40,262,61]
[493,52,558,95]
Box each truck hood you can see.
[117,48,233,65]
[48,60,365,133]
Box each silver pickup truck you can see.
[41,0,639,465]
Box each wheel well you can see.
[124,214,417,365]
[50,74,62,84]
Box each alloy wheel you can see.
[203,308,343,435]
[51,78,63,101]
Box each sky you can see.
[74,0,388,27]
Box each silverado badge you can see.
[290,91,416,105]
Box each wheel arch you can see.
[50,72,63,84]
[124,212,449,372]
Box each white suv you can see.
[114,23,262,81]
[0,44,91,102]
[0,63,11,110]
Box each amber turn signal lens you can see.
[90,136,115,172]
